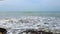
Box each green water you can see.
[0,11,60,17]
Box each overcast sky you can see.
[0,0,60,11]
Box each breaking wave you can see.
[0,16,60,34]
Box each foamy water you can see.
[0,16,60,34]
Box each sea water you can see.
[0,12,60,34]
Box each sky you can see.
[0,0,60,11]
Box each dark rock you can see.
[19,29,53,34]
[0,28,7,34]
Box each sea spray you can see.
[0,16,60,34]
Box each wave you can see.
[0,16,60,34]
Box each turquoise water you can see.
[0,11,60,17]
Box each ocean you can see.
[0,11,60,34]
[0,11,60,17]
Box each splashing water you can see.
[0,16,60,34]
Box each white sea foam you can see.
[0,16,60,34]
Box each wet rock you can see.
[20,29,53,34]
[0,28,7,34]
[44,31,53,34]
[19,29,37,34]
